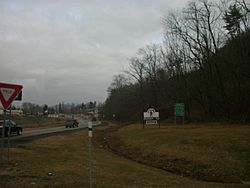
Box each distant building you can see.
[7,110,24,116]
[0,108,23,116]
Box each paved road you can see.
[0,119,101,142]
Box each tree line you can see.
[19,101,97,116]
[102,0,250,122]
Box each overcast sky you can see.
[0,0,189,106]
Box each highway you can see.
[0,119,101,142]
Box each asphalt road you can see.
[0,119,101,142]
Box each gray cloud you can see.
[0,0,189,105]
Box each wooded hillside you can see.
[102,0,250,122]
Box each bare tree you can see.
[163,0,231,118]
[108,74,130,92]
[125,57,145,86]
[125,57,146,111]
[137,44,163,109]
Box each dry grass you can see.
[110,123,250,183]
[0,126,249,187]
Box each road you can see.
[0,119,101,142]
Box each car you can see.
[65,119,79,128]
[0,119,23,137]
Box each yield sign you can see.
[0,83,23,109]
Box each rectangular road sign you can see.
[175,103,185,116]
[15,91,22,101]
[146,120,158,125]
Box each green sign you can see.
[175,103,185,116]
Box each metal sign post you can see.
[0,82,23,166]
[7,112,11,164]
[0,110,8,166]
[0,111,6,166]
[88,121,93,188]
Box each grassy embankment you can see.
[1,125,249,187]
[105,123,250,183]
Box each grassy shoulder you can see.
[105,123,250,183]
[0,126,248,187]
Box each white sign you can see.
[0,83,23,109]
[143,108,159,120]
[146,120,158,124]
[0,88,15,102]
[143,108,160,127]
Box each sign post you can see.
[0,83,23,166]
[174,103,185,125]
[88,121,93,188]
[0,110,5,166]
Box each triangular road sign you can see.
[0,83,23,110]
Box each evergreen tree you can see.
[224,4,243,37]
